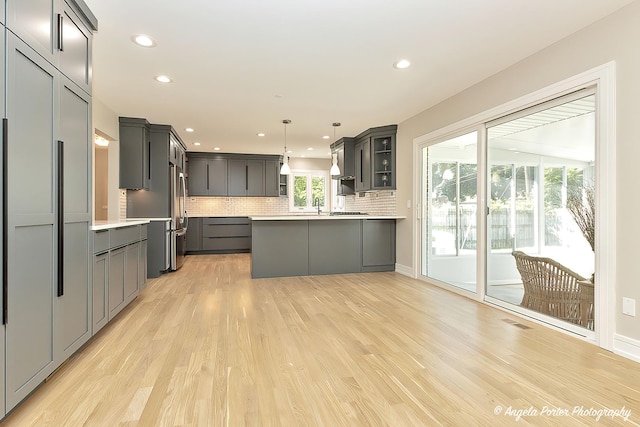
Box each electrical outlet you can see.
[622,297,636,316]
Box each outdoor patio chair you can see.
[512,251,594,330]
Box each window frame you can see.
[288,169,330,213]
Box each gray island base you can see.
[250,216,400,278]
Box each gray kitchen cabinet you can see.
[124,242,140,304]
[6,0,96,94]
[187,157,227,197]
[2,1,96,416]
[139,239,148,290]
[228,159,265,196]
[355,139,371,192]
[331,137,356,195]
[92,230,110,334]
[119,117,151,190]
[186,217,202,252]
[362,219,396,272]
[308,220,361,275]
[265,160,280,196]
[201,217,252,252]
[108,246,126,320]
[0,23,5,420]
[5,33,59,411]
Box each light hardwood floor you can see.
[2,253,639,426]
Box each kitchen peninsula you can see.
[249,215,405,278]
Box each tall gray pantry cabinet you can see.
[2,0,97,416]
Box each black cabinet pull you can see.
[2,119,8,323]
[359,149,363,183]
[57,140,64,297]
[57,14,64,51]
[206,163,210,190]
[245,165,248,190]
[147,140,151,181]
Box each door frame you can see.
[412,62,616,350]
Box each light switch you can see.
[406,200,412,209]
[622,297,636,316]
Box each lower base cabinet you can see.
[91,223,147,334]
[187,217,252,254]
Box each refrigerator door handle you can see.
[3,119,8,324]
[57,140,64,297]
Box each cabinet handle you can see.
[206,163,210,190]
[57,140,64,297]
[245,165,248,190]
[359,149,363,183]
[57,14,64,52]
[148,140,151,181]
[2,119,8,323]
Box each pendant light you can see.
[280,119,291,175]
[329,122,341,177]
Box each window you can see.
[289,171,329,212]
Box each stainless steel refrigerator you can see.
[170,163,188,270]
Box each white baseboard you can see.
[614,334,640,363]
[395,263,414,278]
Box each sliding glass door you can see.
[419,89,596,332]
[421,131,478,292]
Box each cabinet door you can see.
[264,160,279,197]
[119,122,150,190]
[5,33,57,412]
[7,0,58,66]
[186,217,202,251]
[355,140,371,192]
[92,252,109,334]
[362,220,396,270]
[139,240,148,290]
[55,76,92,360]
[59,2,92,93]
[371,135,395,190]
[187,157,208,196]
[124,242,139,304]
[247,159,265,196]
[108,247,126,319]
[228,159,247,196]
[208,158,228,196]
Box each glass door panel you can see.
[421,131,478,292]
[486,93,596,330]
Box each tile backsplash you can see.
[121,190,397,218]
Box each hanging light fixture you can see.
[329,122,341,177]
[280,119,292,175]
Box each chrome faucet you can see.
[314,197,321,215]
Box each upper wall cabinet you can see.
[119,117,151,190]
[187,153,282,197]
[354,125,397,192]
[6,0,97,94]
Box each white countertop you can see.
[249,215,406,221]
[91,219,151,231]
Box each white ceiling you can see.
[84,0,633,158]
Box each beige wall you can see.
[395,1,640,344]
[92,98,121,220]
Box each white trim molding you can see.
[614,334,640,363]
[395,263,414,278]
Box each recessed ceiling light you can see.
[286,149,293,154]
[132,34,156,48]
[154,75,172,83]
[185,128,194,133]
[213,147,221,151]
[307,147,314,151]
[257,133,265,137]
[193,142,201,146]
[393,59,411,69]
[322,135,330,140]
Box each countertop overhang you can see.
[91,219,151,231]
[249,215,406,221]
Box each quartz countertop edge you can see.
[249,215,406,221]
[91,219,151,231]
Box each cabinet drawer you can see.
[202,217,250,226]
[203,224,251,238]
[202,237,251,251]
[93,230,110,254]
[111,225,140,248]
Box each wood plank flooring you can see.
[2,253,639,426]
